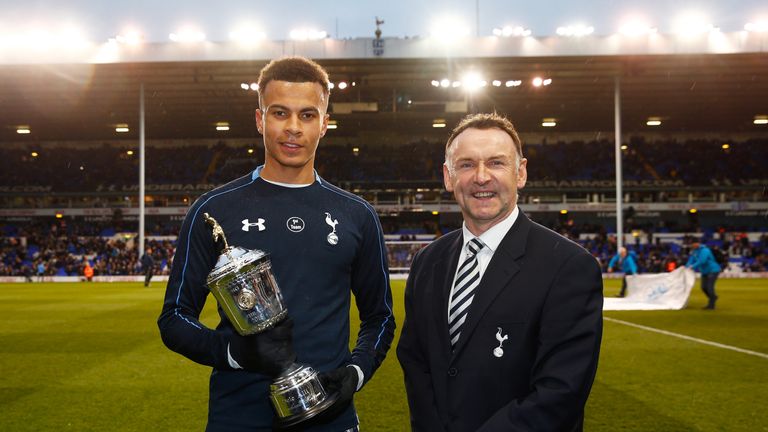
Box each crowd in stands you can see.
[3,138,766,192]
[2,219,766,278]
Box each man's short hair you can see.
[257,56,330,104]
[445,112,523,162]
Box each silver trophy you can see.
[203,213,338,427]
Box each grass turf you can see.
[0,278,766,431]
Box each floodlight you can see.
[721,143,730,150]
[646,117,662,126]
[240,83,250,90]
[541,118,556,127]
[744,21,768,32]
[461,72,486,90]
[429,17,470,40]
[327,120,338,130]
[492,25,531,37]
[289,28,327,40]
[250,83,258,91]
[431,80,440,87]
[337,81,348,90]
[532,77,543,87]
[505,80,522,87]
[618,20,657,36]
[215,122,230,131]
[556,25,594,37]
[31,151,39,157]
[543,78,552,86]
[620,145,628,150]
[440,79,450,88]
[451,81,462,88]
[754,115,768,125]
[328,82,335,89]
[169,27,206,43]
[115,124,130,133]
[247,148,254,154]
[126,150,134,156]
[17,126,31,134]
[560,209,568,215]
[492,80,502,87]
[433,118,447,128]
[114,29,144,45]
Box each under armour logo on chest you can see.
[242,218,266,232]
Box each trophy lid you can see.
[206,246,269,285]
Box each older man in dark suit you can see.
[397,113,603,432]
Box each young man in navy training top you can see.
[158,56,395,432]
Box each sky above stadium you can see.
[0,0,765,42]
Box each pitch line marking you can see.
[604,317,768,360]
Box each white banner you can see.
[603,267,696,310]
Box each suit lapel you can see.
[431,232,463,355]
[451,213,531,359]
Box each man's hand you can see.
[317,366,360,418]
[228,317,296,377]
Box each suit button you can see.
[447,368,457,377]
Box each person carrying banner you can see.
[608,246,638,297]
[686,240,721,309]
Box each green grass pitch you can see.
[1,279,766,431]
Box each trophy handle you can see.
[203,212,230,250]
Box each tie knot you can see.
[466,238,484,256]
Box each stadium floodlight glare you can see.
[439,79,450,88]
[492,25,531,37]
[744,21,768,32]
[289,28,327,41]
[673,13,718,36]
[689,208,698,214]
[754,115,768,125]
[646,117,662,126]
[169,27,206,43]
[31,151,39,157]
[451,81,462,88]
[247,148,254,154]
[55,212,63,219]
[431,80,440,87]
[328,82,335,89]
[618,20,657,37]
[432,118,447,128]
[429,16,471,40]
[532,77,553,87]
[505,80,522,87]
[560,209,568,215]
[556,25,594,37]
[229,25,266,43]
[17,126,31,134]
[541,118,557,127]
[327,120,338,130]
[215,122,230,131]
[250,83,259,91]
[126,150,134,156]
[461,72,486,91]
[337,81,348,90]
[721,143,730,150]
[240,83,250,90]
[620,144,628,150]
[114,29,144,45]
[492,80,502,87]
[115,124,130,133]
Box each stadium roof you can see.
[1,34,767,141]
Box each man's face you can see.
[443,127,527,235]
[255,80,329,174]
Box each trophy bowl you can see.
[203,213,338,427]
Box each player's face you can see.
[443,128,527,236]
[255,80,329,181]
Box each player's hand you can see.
[228,317,296,376]
[317,365,359,419]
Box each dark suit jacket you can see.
[397,212,603,431]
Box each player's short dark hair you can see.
[445,112,523,161]
[257,56,330,102]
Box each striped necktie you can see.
[448,238,485,349]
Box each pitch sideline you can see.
[604,317,768,360]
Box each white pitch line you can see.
[604,317,768,360]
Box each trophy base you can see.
[274,390,340,429]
